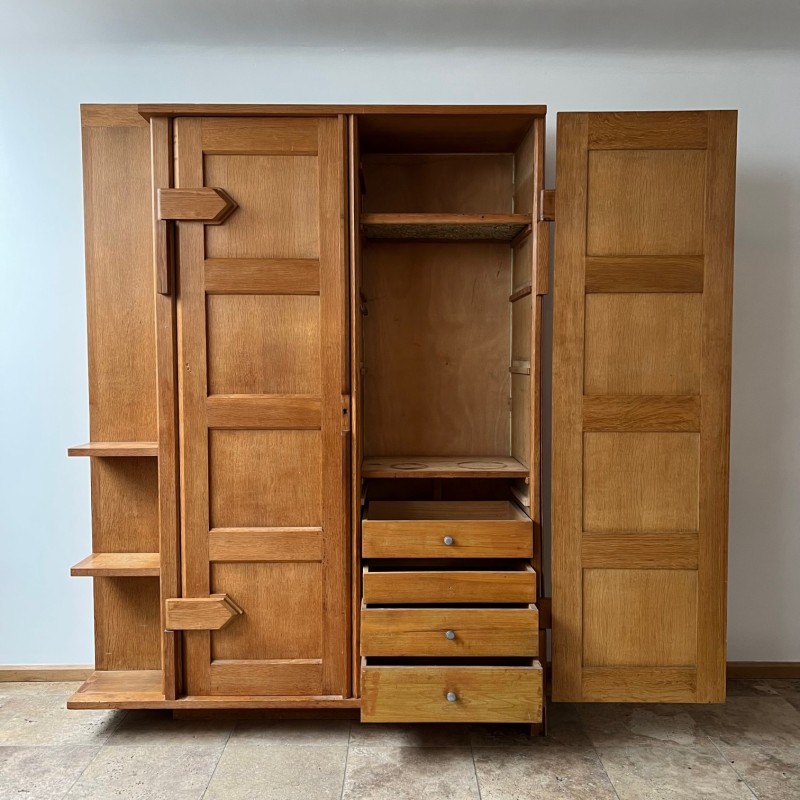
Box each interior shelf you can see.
[361,456,529,479]
[361,213,531,241]
[70,553,161,577]
[68,442,159,457]
[67,670,164,709]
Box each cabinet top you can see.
[134,103,547,119]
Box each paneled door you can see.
[551,111,736,703]
[174,116,350,697]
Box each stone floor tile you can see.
[203,743,347,800]
[105,710,232,747]
[0,745,99,800]
[470,702,590,747]
[473,744,618,799]
[768,680,800,713]
[597,742,756,799]
[342,745,479,799]
[690,697,800,748]
[0,695,123,746]
[578,703,703,748]
[722,743,800,800]
[229,718,351,746]
[349,722,470,747]
[727,680,782,698]
[64,744,218,800]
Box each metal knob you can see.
[443,536,454,546]
[446,691,458,702]
[445,629,456,640]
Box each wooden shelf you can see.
[362,456,529,479]
[70,553,161,577]
[68,670,164,709]
[361,213,531,242]
[68,442,158,458]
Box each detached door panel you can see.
[552,111,736,703]
[175,116,349,697]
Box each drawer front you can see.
[362,567,537,604]
[361,607,538,657]
[361,663,543,723]
[362,519,532,559]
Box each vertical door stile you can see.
[319,115,350,697]
[174,118,212,697]
[151,115,182,700]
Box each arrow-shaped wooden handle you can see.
[165,593,243,630]
[158,187,237,225]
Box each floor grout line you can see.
[339,721,353,800]
[706,734,760,799]
[591,743,624,800]
[198,717,235,800]
[469,727,483,800]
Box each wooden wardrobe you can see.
[68,105,736,722]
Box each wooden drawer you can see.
[362,565,537,604]
[361,606,538,657]
[362,501,532,559]
[361,661,543,723]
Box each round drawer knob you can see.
[443,536,454,546]
[446,691,458,703]
[445,629,456,640]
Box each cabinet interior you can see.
[354,115,538,507]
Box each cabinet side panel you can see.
[82,113,156,441]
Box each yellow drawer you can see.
[361,605,538,657]
[361,661,543,723]
[362,501,532,559]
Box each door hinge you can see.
[539,189,555,222]
[342,395,352,433]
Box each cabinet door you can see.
[174,116,349,697]
[552,111,736,702]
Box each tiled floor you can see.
[1,680,799,799]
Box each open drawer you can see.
[361,604,538,657]
[362,564,537,604]
[361,659,543,723]
[362,501,532,559]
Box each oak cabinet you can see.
[68,105,736,721]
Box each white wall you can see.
[1,42,799,664]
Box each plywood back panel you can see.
[552,111,736,703]
[362,154,513,214]
[362,242,511,457]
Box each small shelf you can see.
[70,553,161,577]
[361,213,531,242]
[362,456,528,479]
[67,670,164,709]
[68,441,159,458]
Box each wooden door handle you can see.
[158,188,237,224]
[165,594,243,630]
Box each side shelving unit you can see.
[67,105,166,709]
